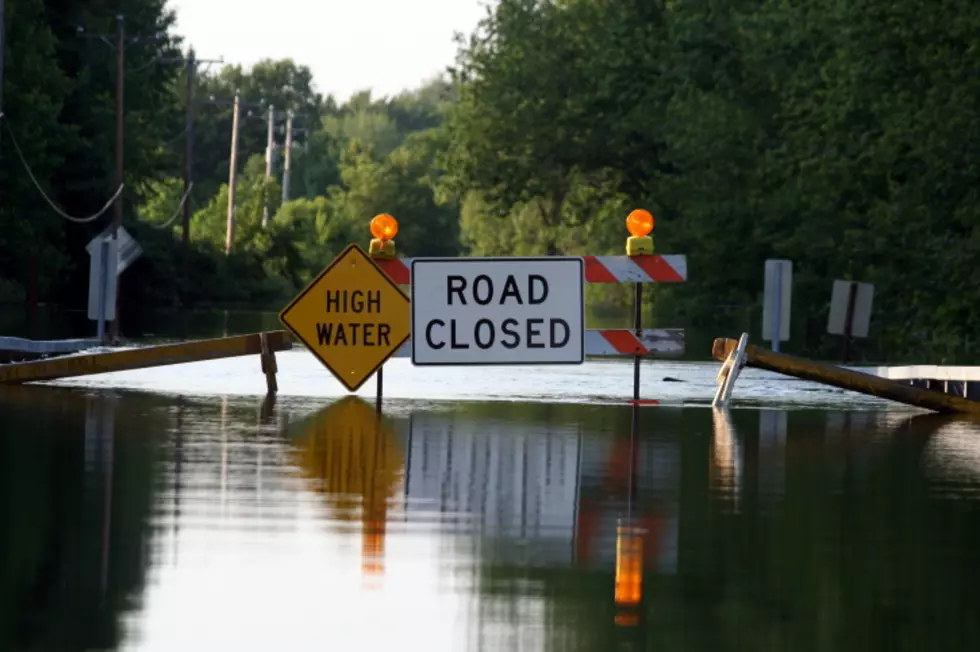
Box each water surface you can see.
[3,385,979,651]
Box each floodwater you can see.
[4,351,980,651]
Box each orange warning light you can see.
[370,213,399,241]
[625,209,655,238]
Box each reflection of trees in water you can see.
[0,386,164,651]
[468,406,980,651]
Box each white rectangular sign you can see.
[762,259,792,344]
[827,280,874,337]
[410,257,585,365]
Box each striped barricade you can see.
[375,255,688,285]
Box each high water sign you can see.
[278,244,411,391]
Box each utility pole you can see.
[183,49,195,248]
[225,89,241,255]
[176,50,221,248]
[1,0,6,157]
[110,15,125,341]
[263,104,275,227]
[281,111,293,204]
[113,16,124,239]
[77,14,167,342]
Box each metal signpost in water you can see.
[410,257,585,366]
[762,259,792,352]
[85,225,142,344]
[87,236,119,343]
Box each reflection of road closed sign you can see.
[410,257,585,365]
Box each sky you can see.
[167,0,488,103]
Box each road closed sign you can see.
[410,257,585,366]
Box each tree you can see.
[441,0,654,254]
[326,130,459,258]
[0,0,71,303]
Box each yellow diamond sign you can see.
[278,243,410,391]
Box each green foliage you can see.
[443,0,980,361]
[3,0,979,361]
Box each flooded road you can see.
[3,380,980,651]
[38,351,898,410]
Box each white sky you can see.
[167,0,489,103]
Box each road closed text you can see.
[410,258,585,365]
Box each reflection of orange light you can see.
[615,524,643,607]
[615,611,640,627]
[362,522,386,577]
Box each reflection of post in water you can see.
[256,393,279,502]
[710,407,742,513]
[220,395,229,516]
[84,393,117,600]
[259,392,277,425]
[403,413,414,523]
[614,404,643,628]
[289,396,403,586]
[362,410,388,582]
[575,409,639,565]
[172,397,184,566]
[758,410,787,507]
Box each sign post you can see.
[409,257,585,366]
[86,225,142,344]
[827,280,874,363]
[278,243,411,392]
[762,260,792,352]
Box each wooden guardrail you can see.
[0,331,293,390]
[712,336,980,416]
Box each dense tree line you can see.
[1,0,978,361]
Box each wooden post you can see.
[712,337,980,416]
[259,332,278,395]
[259,393,277,423]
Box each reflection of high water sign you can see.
[410,257,585,365]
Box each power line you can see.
[0,113,123,224]
[127,182,194,230]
